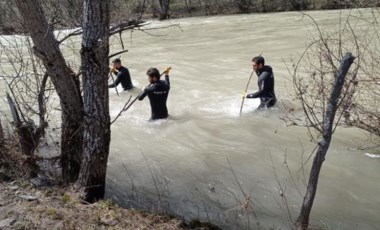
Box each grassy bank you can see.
[0,176,223,229]
[0,180,184,229]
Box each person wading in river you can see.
[108,58,134,91]
[245,56,277,109]
[138,67,171,120]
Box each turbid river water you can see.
[1,8,379,230]
[104,9,380,229]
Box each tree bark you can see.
[6,93,39,177]
[76,0,111,202]
[37,73,49,137]
[15,0,84,183]
[0,118,4,149]
[295,53,355,230]
[289,0,309,10]
[235,0,251,12]
[158,0,171,20]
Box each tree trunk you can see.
[235,0,251,12]
[37,73,49,137]
[0,118,4,149]
[15,0,84,183]
[184,0,192,13]
[289,0,309,10]
[295,53,355,230]
[6,93,38,177]
[158,0,170,20]
[76,0,111,202]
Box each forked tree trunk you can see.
[295,53,355,229]
[76,0,111,202]
[15,0,84,183]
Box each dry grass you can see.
[0,181,185,230]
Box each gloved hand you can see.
[163,67,171,75]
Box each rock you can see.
[10,186,19,191]
[18,195,37,201]
[30,177,55,188]
[0,217,16,228]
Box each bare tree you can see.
[284,11,380,229]
[0,35,58,177]
[289,0,309,10]
[234,0,252,12]
[342,8,380,139]
[157,0,171,20]
[295,53,355,229]
[9,0,145,199]
[183,0,193,13]
[15,0,84,183]
[76,0,111,202]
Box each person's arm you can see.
[164,75,170,88]
[108,71,121,88]
[246,71,270,99]
[138,84,156,101]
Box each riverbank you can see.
[1,0,379,36]
[0,179,186,229]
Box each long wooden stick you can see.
[109,72,120,96]
[111,68,171,124]
[121,69,171,113]
[121,92,143,113]
[239,70,255,116]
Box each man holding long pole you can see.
[138,67,171,121]
[244,56,277,110]
[108,58,134,91]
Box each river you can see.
[1,8,379,230]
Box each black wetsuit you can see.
[108,66,133,90]
[247,65,277,109]
[138,75,170,120]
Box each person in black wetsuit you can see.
[246,56,277,109]
[108,58,134,91]
[138,67,171,120]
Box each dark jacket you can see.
[247,65,276,108]
[138,75,170,120]
[109,66,133,90]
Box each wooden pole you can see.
[239,70,255,116]
[109,72,120,96]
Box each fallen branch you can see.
[110,96,133,125]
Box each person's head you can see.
[252,56,265,71]
[146,67,160,84]
[112,58,122,69]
